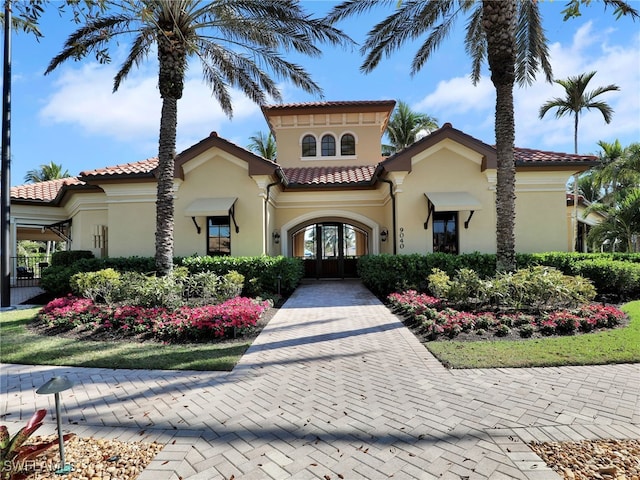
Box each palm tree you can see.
[247,131,277,161]
[24,161,71,183]
[539,71,620,154]
[586,187,640,252]
[327,0,553,272]
[383,100,438,155]
[575,170,603,204]
[597,141,640,196]
[45,0,348,276]
[327,0,637,271]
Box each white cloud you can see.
[415,76,494,116]
[514,23,640,153]
[407,20,639,154]
[39,62,265,155]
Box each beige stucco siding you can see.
[397,146,496,254]
[514,172,574,253]
[272,188,388,256]
[106,200,155,257]
[275,125,384,167]
[174,150,266,257]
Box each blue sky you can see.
[6,1,640,186]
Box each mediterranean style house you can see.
[10,100,598,279]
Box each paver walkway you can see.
[1,279,638,479]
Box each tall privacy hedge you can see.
[358,252,640,300]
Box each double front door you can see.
[292,222,368,278]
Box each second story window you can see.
[321,134,336,156]
[302,135,316,157]
[341,134,355,155]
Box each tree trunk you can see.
[483,0,517,272]
[574,112,579,154]
[154,26,186,276]
[155,96,177,276]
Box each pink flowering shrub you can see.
[37,296,270,343]
[38,295,100,327]
[387,290,627,341]
[541,311,581,335]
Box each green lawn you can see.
[0,307,250,371]
[426,301,640,368]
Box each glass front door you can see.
[292,222,368,278]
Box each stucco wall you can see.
[396,145,496,254]
[514,171,574,253]
[174,149,266,257]
[274,124,384,167]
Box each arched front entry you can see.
[291,222,370,278]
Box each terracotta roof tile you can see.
[11,177,84,202]
[515,147,597,164]
[80,157,158,177]
[263,100,396,111]
[283,165,377,186]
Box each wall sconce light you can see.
[36,376,75,474]
[380,228,389,242]
[273,231,281,244]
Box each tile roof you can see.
[514,147,597,164]
[282,165,377,186]
[11,177,85,202]
[10,129,598,203]
[79,157,158,178]
[262,100,396,111]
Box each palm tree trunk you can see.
[155,96,177,276]
[483,0,517,272]
[574,113,579,154]
[154,26,186,277]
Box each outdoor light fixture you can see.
[36,376,74,475]
[380,228,389,242]
[273,231,281,244]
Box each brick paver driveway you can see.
[2,279,638,479]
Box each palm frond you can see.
[464,6,485,85]
[45,14,132,74]
[114,28,155,92]
[325,0,391,24]
[515,0,552,85]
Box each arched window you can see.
[302,135,316,157]
[340,134,355,155]
[321,134,336,156]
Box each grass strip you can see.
[426,301,640,368]
[0,308,249,371]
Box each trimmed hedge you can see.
[181,255,303,296]
[41,254,303,298]
[50,250,94,267]
[358,252,640,300]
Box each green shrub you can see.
[495,324,511,337]
[70,268,121,303]
[41,254,293,298]
[518,324,534,338]
[426,265,595,314]
[426,269,451,299]
[499,266,596,312]
[50,250,94,267]
[572,259,640,300]
[180,255,303,296]
[121,273,183,309]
